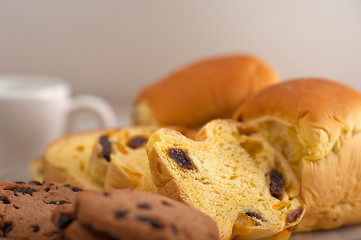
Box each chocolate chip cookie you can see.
[0,181,81,240]
[53,188,220,240]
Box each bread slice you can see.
[147,119,304,240]
[87,126,195,192]
[134,55,279,128]
[43,130,106,190]
[87,126,159,192]
[234,78,361,231]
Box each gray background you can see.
[1,0,361,124]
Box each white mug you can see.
[0,74,117,181]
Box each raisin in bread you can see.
[43,130,106,190]
[134,55,279,128]
[88,126,195,192]
[147,119,304,240]
[234,78,361,231]
[87,126,159,192]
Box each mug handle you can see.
[67,94,117,130]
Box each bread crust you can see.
[235,78,361,231]
[134,55,279,128]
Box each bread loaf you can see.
[134,55,279,128]
[147,119,304,240]
[234,78,361,231]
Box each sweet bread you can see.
[88,126,195,192]
[43,130,106,190]
[134,55,279,128]
[87,126,159,192]
[52,189,220,240]
[147,119,304,240]
[234,78,361,231]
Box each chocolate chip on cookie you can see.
[114,210,128,219]
[0,196,10,204]
[29,180,43,186]
[58,214,74,230]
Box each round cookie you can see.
[53,189,220,240]
[0,181,81,240]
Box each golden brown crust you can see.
[234,78,361,231]
[134,54,279,128]
[299,137,361,230]
[234,78,361,135]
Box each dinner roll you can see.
[234,78,361,231]
[134,55,279,128]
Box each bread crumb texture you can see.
[237,78,361,231]
[147,119,304,240]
